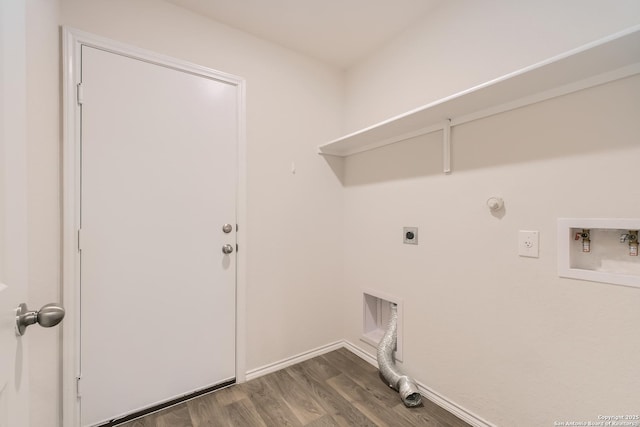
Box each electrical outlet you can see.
[518,230,539,258]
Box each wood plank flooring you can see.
[118,348,472,427]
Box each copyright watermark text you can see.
[553,415,640,427]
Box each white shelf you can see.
[318,25,640,161]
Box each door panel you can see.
[0,1,29,426]
[80,46,237,426]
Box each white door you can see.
[0,1,29,426]
[79,46,238,426]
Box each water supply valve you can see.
[620,230,638,256]
[575,229,591,253]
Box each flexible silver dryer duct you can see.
[376,303,422,407]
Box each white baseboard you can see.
[342,339,377,366]
[244,340,344,381]
[415,381,497,427]
[245,339,496,427]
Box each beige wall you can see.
[27,0,345,425]
[343,75,640,425]
[341,1,640,425]
[345,0,640,131]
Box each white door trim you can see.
[61,27,247,427]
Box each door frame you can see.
[61,27,247,427]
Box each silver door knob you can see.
[16,302,65,336]
[222,244,234,254]
[222,223,233,233]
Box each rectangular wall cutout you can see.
[558,218,640,289]
[362,290,403,361]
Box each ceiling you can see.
[165,0,443,68]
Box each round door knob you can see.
[16,302,66,336]
[222,244,234,254]
[222,224,233,233]
[37,303,66,327]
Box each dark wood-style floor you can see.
[118,348,472,427]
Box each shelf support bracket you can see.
[443,119,451,174]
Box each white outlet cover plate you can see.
[519,230,539,258]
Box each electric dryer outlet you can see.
[403,227,418,244]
